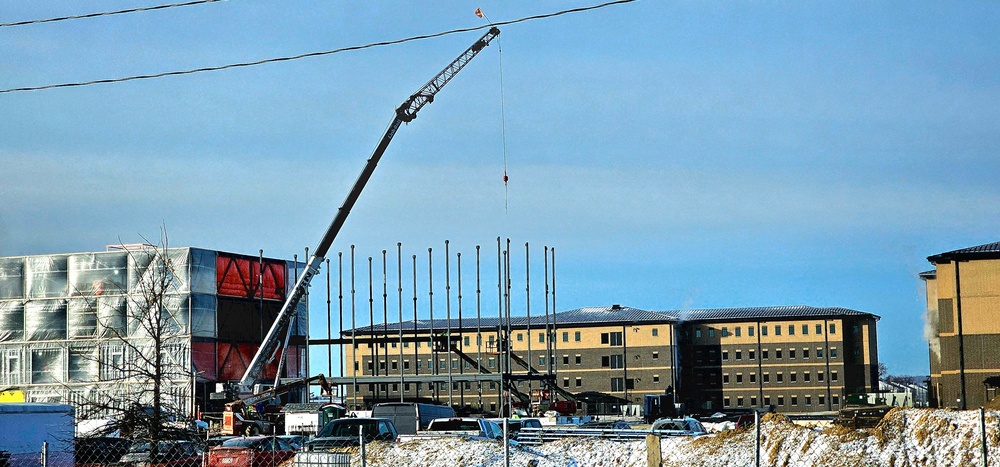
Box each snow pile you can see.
[659,409,1000,467]
[308,408,1000,467]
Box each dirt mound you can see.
[761,412,790,423]
[985,395,1000,410]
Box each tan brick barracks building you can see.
[342,304,879,415]
[922,241,1000,409]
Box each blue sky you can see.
[2,1,998,377]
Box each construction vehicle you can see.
[507,351,579,416]
[227,27,500,405]
[529,389,579,416]
[644,389,677,423]
[222,374,334,435]
[834,393,892,429]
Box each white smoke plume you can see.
[917,270,940,362]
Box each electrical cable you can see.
[0,0,225,28]
[0,0,637,95]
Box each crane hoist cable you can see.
[498,29,510,213]
[477,8,510,213]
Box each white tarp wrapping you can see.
[68,345,99,382]
[67,298,98,338]
[189,248,217,295]
[97,296,127,338]
[0,257,24,299]
[24,299,67,341]
[67,251,128,296]
[127,248,191,295]
[25,255,68,299]
[190,293,217,338]
[0,300,24,342]
[31,347,64,384]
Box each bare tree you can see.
[73,230,198,459]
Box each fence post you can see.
[40,441,47,467]
[981,407,988,467]
[755,411,760,467]
[360,432,366,467]
[646,433,661,467]
[504,418,510,467]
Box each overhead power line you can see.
[0,0,224,28]
[0,0,637,95]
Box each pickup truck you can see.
[649,417,707,436]
[398,417,503,441]
[486,418,543,438]
[303,418,400,451]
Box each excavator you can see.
[218,27,502,431]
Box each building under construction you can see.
[0,245,308,419]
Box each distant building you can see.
[872,379,929,407]
[922,241,1000,409]
[675,306,879,413]
[0,246,308,419]
[342,304,880,414]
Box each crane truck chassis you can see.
[222,375,334,435]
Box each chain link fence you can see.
[0,435,357,467]
[293,452,352,467]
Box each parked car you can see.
[370,402,454,435]
[206,436,295,467]
[117,440,204,467]
[75,436,132,466]
[649,417,707,436]
[486,418,542,436]
[424,417,503,440]
[304,418,399,451]
[205,436,238,448]
[276,435,308,450]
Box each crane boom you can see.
[239,27,501,390]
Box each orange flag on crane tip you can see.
[475,8,484,18]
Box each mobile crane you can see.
[222,374,335,435]
[232,28,502,404]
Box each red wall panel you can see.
[216,254,286,300]
[192,341,218,380]
[217,342,279,381]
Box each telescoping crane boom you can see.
[238,26,501,392]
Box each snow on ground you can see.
[316,408,1000,467]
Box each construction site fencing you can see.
[513,427,652,446]
[293,452,352,467]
